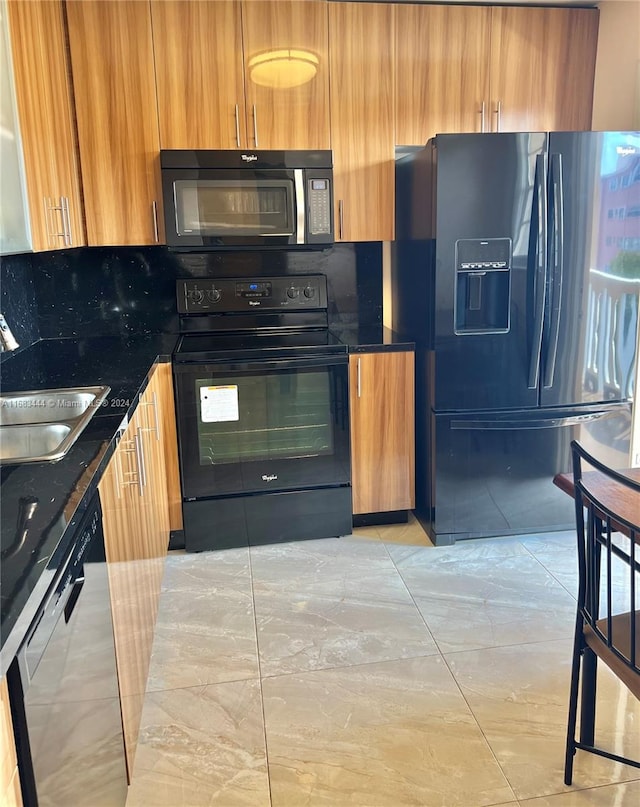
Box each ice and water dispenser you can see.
[454,238,511,334]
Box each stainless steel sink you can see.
[0,386,110,463]
[0,423,73,463]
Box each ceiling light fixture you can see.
[248,49,319,90]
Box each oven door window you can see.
[175,360,351,498]
[196,371,332,465]
[174,179,295,237]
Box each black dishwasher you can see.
[7,493,127,807]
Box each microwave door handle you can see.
[294,169,305,245]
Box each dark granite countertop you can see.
[0,333,177,676]
[333,325,414,352]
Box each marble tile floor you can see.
[126,517,640,807]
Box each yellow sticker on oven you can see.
[200,385,239,423]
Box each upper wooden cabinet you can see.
[396,4,491,146]
[151,0,247,150]
[396,4,598,145]
[489,6,598,133]
[66,0,163,246]
[329,1,395,243]
[151,0,330,150]
[7,0,85,251]
[242,1,330,150]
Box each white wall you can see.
[592,0,640,130]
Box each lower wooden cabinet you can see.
[154,362,183,532]
[0,677,22,807]
[349,350,415,515]
[97,362,173,779]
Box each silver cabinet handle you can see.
[118,435,145,496]
[61,196,72,246]
[44,197,67,246]
[356,356,362,398]
[152,200,159,243]
[134,429,147,494]
[252,103,258,147]
[139,391,160,441]
[338,199,344,240]
[480,101,486,133]
[234,103,241,147]
[495,101,502,132]
[117,439,138,495]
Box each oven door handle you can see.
[173,355,348,374]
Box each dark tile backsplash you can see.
[1,243,382,343]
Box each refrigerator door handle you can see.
[527,153,548,390]
[452,410,616,431]
[543,153,564,389]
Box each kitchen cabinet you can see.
[396,3,491,145]
[396,4,598,145]
[66,0,163,246]
[153,362,183,532]
[329,1,395,243]
[241,0,330,150]
[0,676,22,807]
[151,0,330,150]
[6,0,85,251]
[98,364,171,778]
[349,351,415,516]
[489,6,598,133]
[151,0,246,150]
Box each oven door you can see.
[163,167,303,248]
[173,355,350,499]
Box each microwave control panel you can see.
[308,179,331,235]
[177,275,328,313]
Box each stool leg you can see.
[579,647,597,745]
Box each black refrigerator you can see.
[392,131,640,545]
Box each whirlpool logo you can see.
[241,154,258,162]
[262,474,278,482]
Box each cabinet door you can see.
[66,0,163,246]
[349,351,415,515]
[396,3,491,146]
[489,7,598,133]
[138,365,172,561]
[241,0,330,150]
[151,0,247,149]
[329,1,395,242]
[99,412,156,779]
[153,361,183,532]
[7,0,85,251]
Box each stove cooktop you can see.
[173,329,347,363]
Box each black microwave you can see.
[161,149,334,249]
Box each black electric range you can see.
[172,275,352,552]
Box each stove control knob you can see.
[303,286,316,299]
[207,288,221,303]
[190,289,204,305]
[287,286,299,299]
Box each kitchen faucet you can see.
[0,313,19,351]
